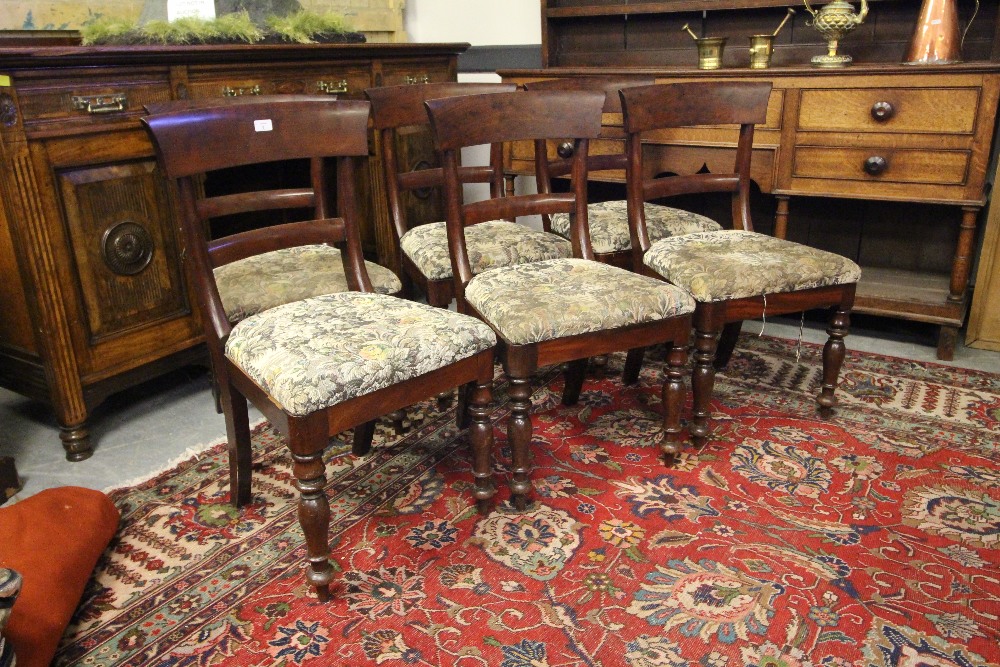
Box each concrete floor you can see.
[3,313,999,503]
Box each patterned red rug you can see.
[56,335,1000,666]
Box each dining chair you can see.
[366,82,573,307]
[523,76,722,270]
[143,98,498,601]
[425,90,696,510]
[619,81,861,447]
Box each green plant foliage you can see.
[80,17,140,45]
[142,17,218,44]
[213,11,264,43]
[265,10,350,43]
[80,11,350,46]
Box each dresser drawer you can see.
[792,146,970,187]
[379,59,452,87]
[185,64,372,100]
[797,87,980,135]
[13,70,172,135]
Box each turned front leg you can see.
[661,342,689,463]
[818,306,850,419]
[507,375,533,511]
[292,449,332,601]
[690,327,720,448]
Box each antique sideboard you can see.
[0,42,467,460]
[501,62,1000,362]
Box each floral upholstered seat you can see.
[400,220,572,281]
[214,244,401,322]
[644,230,862,303]
[549,201,720,255]
[466,258,695,345]
[226,291,496,416]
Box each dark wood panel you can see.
[56,159,188,344]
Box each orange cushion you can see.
[0,487,119,667]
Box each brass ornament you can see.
[749,8,795,70]
[803,0,869,68]
[682,23,727,70]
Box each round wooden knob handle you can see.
[557,141,574,159]
[863,155,888,175]
[871,101,895,121]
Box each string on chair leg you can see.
[758,293,767,336]
[796,311,806,363]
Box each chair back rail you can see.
[620,82,772,259]
[148,99,369,177]
[366,82,517,129]
[619,81,770,131]
[425,90,605,295]
[426,90,601,150]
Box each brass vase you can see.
[803,0,869,67]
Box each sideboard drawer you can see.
[797,87,980,135]
[379,59,452,86]
[791,146,970,187]
[14,70,172,135]
[185,64,372,100]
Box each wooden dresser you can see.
[501,62,1000,362]
[0,42,467,460]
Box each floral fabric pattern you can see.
[225,292,495,416]
[400,220,572,281]
[59,335,1000,666]
[549,200,721,254]
[465,258,695,345]
[214,244,401,322]
[644,230,861,302]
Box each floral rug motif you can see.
[56,335,1000,666]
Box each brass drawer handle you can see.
[72,94,127,114]
[316,79,348,94]
[871,101,895,122]
[222,85,261,97]
[405,75,430,85]
[863,155,888,175]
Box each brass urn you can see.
[803,0,869,67]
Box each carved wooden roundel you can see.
[0,94,16,127]
[101,221,154,275]
[410,160,433,199]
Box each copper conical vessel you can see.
[904,0,963,64]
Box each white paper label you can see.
[167,0,216,22]
[254,119,273,132]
